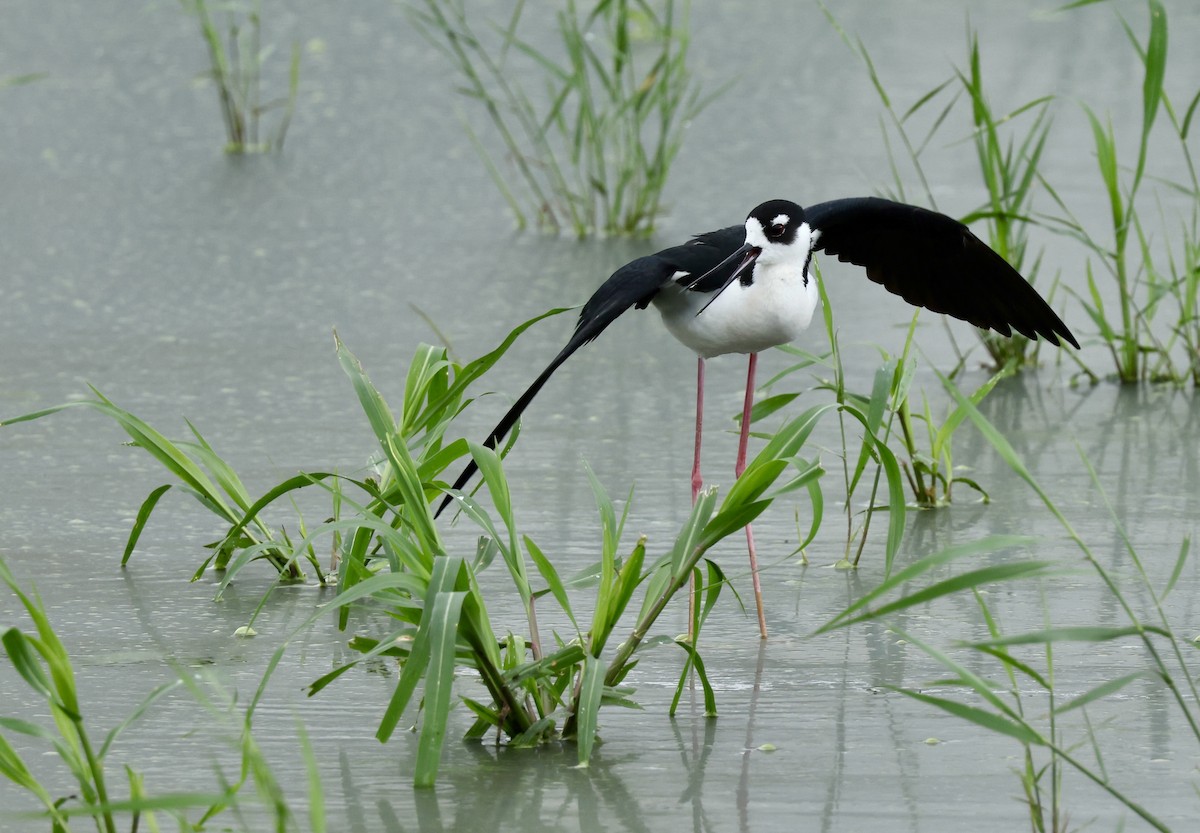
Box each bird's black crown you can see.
[747,199,805,244]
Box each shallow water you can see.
[3,1,1200,830]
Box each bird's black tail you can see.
[433,335,583,518]
[433,254,675,519]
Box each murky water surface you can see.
[3,1,1199,830]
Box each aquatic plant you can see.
[180,0,300,153]
[0,310,828,784]
[826,0,1200,387]
[408,0,717,237]
[1042,0,1200,387]
[0,556,323,831]
[818,373,1198,833]
[289,332,826,783]
[821,8,1063,373]
[0,389,310,581]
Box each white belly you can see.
[652,264,818,358]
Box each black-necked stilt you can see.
[436,197,1079,639]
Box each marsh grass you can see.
[409,0,716,237]
[955,31,1056,371]
[0,556,326,832]
[181,0,300,154]
[822,7,1066,374]
[0,388,311,582]
[1040,0,1200,387]
[296,333,826,783]
[817,371,1198,832]
[823,1,1200,385]
[762,263,998,581]
[0,309,826,785]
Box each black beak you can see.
[685,243,761,316]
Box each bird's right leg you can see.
[688,356,705,639]
[736,352,768,640]
[692,356,705,501]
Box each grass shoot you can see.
[408,0,717,237]
[180,0,301,154]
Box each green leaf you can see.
[121,484,172,565]
[2,628,55,703]
[837,561,1056,631]
[891,687,1045,745]
[376,558,463,745]
[574,655,606,767]
[970,625,1171,647]
[525,535,578,631]
[816,535,1037,634]
[1161,535,1190,599]
[413,587,467,788]
[1055,672,1149,714]
[1136,0,1167,184]
[670,637,717,717]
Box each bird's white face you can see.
[743,208,812,267]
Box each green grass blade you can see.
[524,535,579,631]
[1,629,56,703]
[295,720,326,833]
[1055,672,1149,715]
[1136,0,1167,184]
[99,679,183,757]
[605,536,646,636]
[121,484,172,566]
[890,686,1044,745]
[669,635,718,718]
[834,561,1056,631]
[816,535,1035,634]
[970,625,1171,647]
[413,587,467,788]
[1161,535,1191,599]
[573,654,606,767]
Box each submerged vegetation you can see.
[180,0,301,153]
[409,0,716,237]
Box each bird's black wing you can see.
[650,224,747,292]
[805,197,1079,348]
[435,253,681,517]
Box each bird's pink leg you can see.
[737,352,768,640]
[688,356,705,638]
[692,357,705,501]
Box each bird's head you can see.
[686,199,813,316]
[743,199,808,265]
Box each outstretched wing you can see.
[805,197,1078,348]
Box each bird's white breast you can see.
[653,225,820,358]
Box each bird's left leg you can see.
[736,352,768,640]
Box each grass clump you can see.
[1,312,826,785]
[817,371,1199,833]
[0,556,326,832]
[822,7,1062,373]
[180,0,300,154]
[1044,0,1200,384]
[408,0,717,237]
[829,0,1200,385]
[291,331,823,784]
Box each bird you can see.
[435,197,1079,639]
